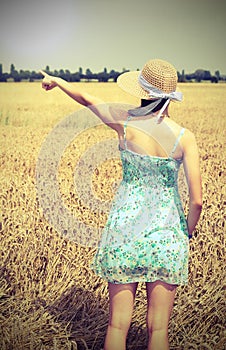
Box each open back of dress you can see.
[118,115,185,160]
[92,113,189,285]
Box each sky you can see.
[0,0,226,75]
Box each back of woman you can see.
[93,112,189,286]
[40,58,202,350]
[118,114,185,159]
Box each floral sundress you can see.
[92,118,189,285]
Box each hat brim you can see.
[117,70,151,100]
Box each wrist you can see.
[52,77,61,86]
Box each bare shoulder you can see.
[165,118,195,139]
[181,128,199,155]
[164,118,198,153]
[182,128,197,144]
[163,117,183,132]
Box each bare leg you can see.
[146,280,177,350]
[104,282,138,350]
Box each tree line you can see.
[0,64,225,83]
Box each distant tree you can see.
[11,70,21,82]
[19,69,30,80]
[2,64,224,84]
[71,72,81,82]
[10,64,15,74]
[194,69,212,82]
[0,74,7,82]
[58,69,65,79]
[181,69,186,82]
[211,76,219,83]
[215,70,220,80]
[12,72,21,82]
[64,69,72,81]
[58,69,72,81]
[85,68,93,81]
[0,63,7,82]
[107,69,121,82]
[55,69,71,81]
[8,63,21,81]
[211,70,221,83]
[203,70,211,80]
[194,69,204,82]
[178,70,186,82]
[29,70,43,82]
[97,68,109,82]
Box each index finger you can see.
[39,70,48,77]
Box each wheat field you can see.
[0,82,225,350]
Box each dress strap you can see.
[123,115,132,150]
[170,128,185,157]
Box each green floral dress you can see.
[92,120,189,285]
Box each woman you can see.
[40,59,202,350]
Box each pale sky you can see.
[0,0,225,74]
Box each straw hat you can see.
[117,59,178,99]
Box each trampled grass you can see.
[0,82,225,349]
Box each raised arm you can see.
[182,130,202,238]
[39,70,124,131]
[40,70,105,106]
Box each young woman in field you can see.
[40,59,202,350]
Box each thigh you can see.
[108,282,138,327]
[146,280,177,330]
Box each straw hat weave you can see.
[117,59,178,100]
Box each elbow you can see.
[189,190,202,212]
[192,201,203,212]
[197,202,202,212]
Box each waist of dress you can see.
[122,174,179,189]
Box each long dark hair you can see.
[141,98,168,113]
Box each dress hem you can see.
[92,271,188,286]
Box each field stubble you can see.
[0,82,225,349]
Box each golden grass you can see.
[0,82,225,349]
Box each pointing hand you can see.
[39,70,58,91]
